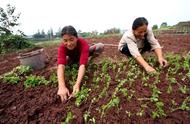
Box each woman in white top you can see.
[118,17,168,73]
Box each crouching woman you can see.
[57,25,104,102]
[118,17,168,73]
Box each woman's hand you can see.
[158,58,168,67]
[145,65,156,73]
[135,56,156,73]
[57,86,70,102]
[72,83,80,96]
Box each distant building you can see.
[174,21,190,33]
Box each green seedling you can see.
[152,101,166,119]
[101,97,120,118]
[75,86,91,107]
[179,85,189,94]
[24,75,49,88]
[61,111,75,124]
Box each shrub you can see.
[0,34,35,54]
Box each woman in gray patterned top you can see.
[118,17,168,73]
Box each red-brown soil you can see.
[0,34,190,124]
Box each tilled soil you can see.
[0,34,190,124]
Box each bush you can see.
[0,34,35,54]
[152,25,158,30]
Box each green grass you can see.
[31,34,122,48]
[33,38,61,47]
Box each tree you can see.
[152,24,158,30]
[103,28,120,35]
[0,4,34,54]
[55,27,62,37]
[47,28,54,40]
[41,30,45,36]
[160,22,168,29]
[0,4,21,35]
[33,29,46,39]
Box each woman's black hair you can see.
[61,25,78,38]
[132,17,148,30]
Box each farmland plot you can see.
[0,34,190,123]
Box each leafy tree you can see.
[47,28,54,40]
[103,27,120,35]
[55,27,61,37]
[33,29,46,39]
[0,4,21,35]
[152,24,158,30]
[160,22,167,29]
[0,4,34,54]
[41,30,45,36]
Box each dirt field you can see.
[0,34,190,124]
